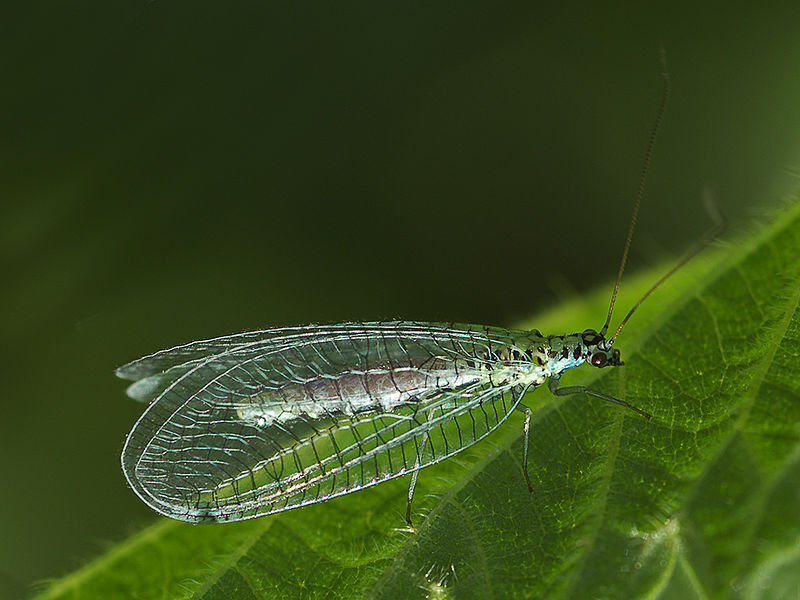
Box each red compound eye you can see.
[591,352,607,367]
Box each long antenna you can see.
[609,192,726,342]
[600,48,671,337]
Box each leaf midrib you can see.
[559,375,628,600]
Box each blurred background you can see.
[2,2,800,597]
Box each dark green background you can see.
[2,2,799,598]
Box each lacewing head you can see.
[581,328,623,369]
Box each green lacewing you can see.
[118,56,722,525]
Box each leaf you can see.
[36,201,800,600]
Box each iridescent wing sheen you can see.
[119,322,530,522]
[117,322,523,402]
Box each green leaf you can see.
[37,201,800,600]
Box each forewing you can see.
[117,321,525,402]
[120,322,528,522]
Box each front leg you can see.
[548,375,651,420]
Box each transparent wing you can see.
[116,321,525,402]
[119,322,530,522]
